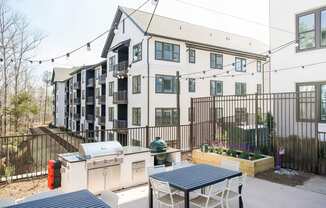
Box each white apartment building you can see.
[51,67,75,128]
[101,6,268,131]
[270,0,326,130]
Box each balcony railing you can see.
[86,114,94,123]
[86,78,95,87]
[99,74,107,84]
[98,95,106,105]
[99,116,106,126]
[74,81,81,89]
[74,98,81,105]
[113,61,128,78]
[113,119,127,129]
[113,90,128,104]
[73,113,80,120]
[86,96,94,105]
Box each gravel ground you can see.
[0,177,49,200]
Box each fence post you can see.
[212,96,216,142]
[176,71,181,149]
[255,93,259,150]
[145,125,150,148]
[190,98,194,152]
[315,90,320,173]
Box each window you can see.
[210,53,223,69]
[122,19,125,34]
[95,88,100,98]
[210,80,223,96]
[108,132,114,141]
[82,107,85,116]
[235,82,247,96]
[108,82,114,96]
[235,108,248,124]
[320,84,326,121]
[155,41,180,62]
[188,78,196,92]
[235,57,246,72]
[95,107,100,117]
[132,75,141,94]
[210,107,223,121]
[257,84,262,94]
[322,10,326,47]
[188,107,192,122]
[155,108,178,126]
[297,84,316,121]
[257,61,262,72]
[189,49,195,63]
[298,13,316,50]
[108,107,114,121]
[81,90,85,99]
[132,108,141,126]
[133,43,142,62]
[155,75,176,93]
[109,56,115,71]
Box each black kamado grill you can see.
[150,137,168,165]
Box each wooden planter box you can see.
[192,149,274,176]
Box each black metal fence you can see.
[190,92,326,174]
[0,125,191,182]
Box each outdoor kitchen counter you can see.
[123,146,151,155]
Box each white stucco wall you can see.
[269,0,326,93]
[54,82,66,127]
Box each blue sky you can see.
[10,0,270,82]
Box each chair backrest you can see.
[99,191,119,208]
[150,177,177,205]
[228,175,246,190]
[220,159,240,171]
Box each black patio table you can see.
[149,164,243,208]
[8,190,111,208]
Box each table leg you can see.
[184,191,189,208]
[238,184,243,208]
[149,185,153,208]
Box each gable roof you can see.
[101,6,268,59]
[51,67,76,84]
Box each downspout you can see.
[146,34,152,127]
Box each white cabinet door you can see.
[88,168,105,194]
[106,165,121,191]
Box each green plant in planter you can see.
[252,152,264,160]
[227,149,237,157]
[208,146,214,153]
[239,151,250,160]
[5,165,15,183]
[214,147,223,154]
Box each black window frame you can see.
[188,49,196,63]
[155,74,176,94]
[155,41,180,62]
[132,75,141,94]
[108,81,114,96]
[133,42,142,63]
[235,57,247,72]
[295,82,319,122]
[235,82,247,96]
[188,78,196,93]
[132,107,141,126]
[210,80,223,96]
[210,53,223,69]
[155,108,178,126]
[296,7,326,52]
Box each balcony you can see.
[113,90,128,104]
[98,95,106,105]
[86,96,94,105]
[113,119,127,129]
[73,113,80,120]
[99,74,107,84]
[99,116,106,126]
[73,81,81,89]
[113,61,128,78]
[86,114,94,123]
[86,78,95,87]
[74,98,81,105]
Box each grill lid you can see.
[79,141,123,159]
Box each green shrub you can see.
[227,149,237,157]
[239,151,250,160]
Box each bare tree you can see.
[42,70,51,125]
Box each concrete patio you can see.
[117,177,326,208]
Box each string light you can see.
[66,53,70,59]
[51,59,54,63]
[86,42,91,51]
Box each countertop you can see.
[123,146,151,155]
[151,147,181,156]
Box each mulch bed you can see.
[256,169,313,186]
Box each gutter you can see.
[146,34,152,127]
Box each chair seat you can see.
[158,193,184,205]
[190,195,221,208]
